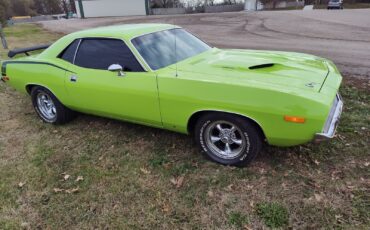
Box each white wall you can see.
[75,0,147,18]
[244,0,263,11]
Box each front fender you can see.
[158,71,332,147]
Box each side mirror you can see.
[108,64,125,77]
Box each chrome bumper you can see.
[315,94,343,141]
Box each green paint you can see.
[1,24,343,147]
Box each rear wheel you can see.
[195,113,263,166]
[31,86,75,124]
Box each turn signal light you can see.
[284,115,306,124]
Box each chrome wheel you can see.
[204,121,246,159]
[36,92,57,121]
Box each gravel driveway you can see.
[41,9,370,79]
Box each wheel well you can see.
[25,84,38,95]
[187,111,266,140]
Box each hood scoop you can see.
[249,63,274,70]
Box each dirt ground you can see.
[41,9,370,79]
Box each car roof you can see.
[36,23,180,61]
[69,23,180,40]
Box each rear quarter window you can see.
[58,39,80,64]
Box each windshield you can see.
[132,29,211,70]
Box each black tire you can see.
[31,86,76,124]
[194,112,263,167]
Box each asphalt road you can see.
[41,9,370,79]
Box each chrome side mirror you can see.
[108,64,125,77]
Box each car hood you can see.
[175,48,329,92]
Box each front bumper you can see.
[315,94,343,141]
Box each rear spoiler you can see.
[8,44,50,58]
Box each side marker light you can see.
[284,115,306,124]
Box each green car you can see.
[1,24,343,166]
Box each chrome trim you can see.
[70,37,149,72]
[36,92,57,121]
[204,120,246,160]
[315,94,343,141]
[72,39,82,65]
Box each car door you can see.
[63,38,162,127]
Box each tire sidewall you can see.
[196,113,262,166]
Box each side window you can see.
[74,39,144,72]
[58,39,80,64]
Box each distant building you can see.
[75,0,150,18]
[244,0,305,11]
[244,0,264,11]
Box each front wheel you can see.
[31,86,76,124]
[195,113,263,167]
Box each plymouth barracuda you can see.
[1,24,343,166]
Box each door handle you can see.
[70,75,77,82]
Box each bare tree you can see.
[33,0,63,14]
[0,0,11,25]
[151,0,186,8]
[160,0,172,8]
[223,0,238,5]
[205,0,216,6]
[10,0,37,16]
[0,0,69,25]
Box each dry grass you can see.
[0,24,62,59]
[0,24,369,229]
